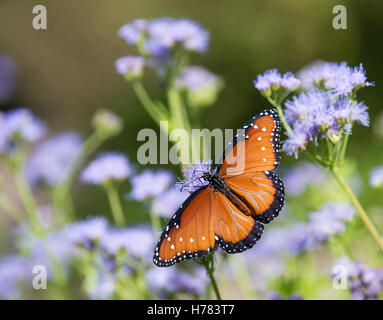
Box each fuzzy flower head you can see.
[0,108,46,154]
[176,160,213,193]
[175,66,223,108]
[129,170,173,201]
[114,56,145,81]
[64,217,108,249]
[283,89,369,158]
[370,166,383,188]
[24,132,82,187]
[118,18,209,62]
[81,152,132,185]
[297,61,374,96]
[254,69,300,100]
[118,19,148,45]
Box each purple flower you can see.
[64,217,108,248]
[0,256,29,299]
[281,128,308,158]
[175,66,220,92]
[151,187,189,218]
[332,257,383,300]
[283,89,369,158]
[297,61,373,95]
[308,203,355,242]
[114,56,145,78]
[101,226,155,262]
[254,69,300,92]
[146,266,207,296]
[284,162,326,196]
[24,132,82,187]
[81,152,132,185]
[118,19,148,45]
[89,272,115,300]
[0,108,46,153]
[0,55,18,104]
[370,166,383,188]
[119,18,209,61]
[176,160,213,192]
[129,170,173,201]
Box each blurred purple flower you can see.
[175,65,219,92]
[146,266,207,296]
[64,217,108,249]
[151,187,189,218]
[119,18,209,61]
[0,108,46,153]
[297,61,373,95]
[101,225,154,262]
[176,160,213,192]
[332,257,383,300]
[81,152,132,185]
[118,19,148,45]
[308,203,355,243]
[114,55,145,76]
[88,272,115,300]
[0,55,18,104]
[24,132,82,187]
[370,166,383,188]
[129,170,173,201]
[0,256,29,299]
[284,162,326,196]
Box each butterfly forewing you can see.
[218,109,281,177]
[153,187,216,267]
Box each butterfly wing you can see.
[218,109,284,223]
[224,171,284,223]
[153,187,216,267]
[218,109,281,177]
[153,186,264,266]
[213,191,264,253]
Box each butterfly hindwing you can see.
[213,192,264,253]
[224,171,285,223]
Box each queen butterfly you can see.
[153,109,285,267]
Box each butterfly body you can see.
[154,109,285,267]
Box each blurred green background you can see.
[0,0,382,225]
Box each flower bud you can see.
[92,110,123,139]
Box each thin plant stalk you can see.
[53,131,104,220]
[104,182,126,227]
[331,168,383,252]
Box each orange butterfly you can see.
[153,109,285,267]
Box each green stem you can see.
[12,169,43,234]
[104,182,126,227]
[53,131,104,220]
[132,81,169,126]
[149,209,162,234]
[267,98,293,135]
[199,254,222,300]
[331,168,383,253]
